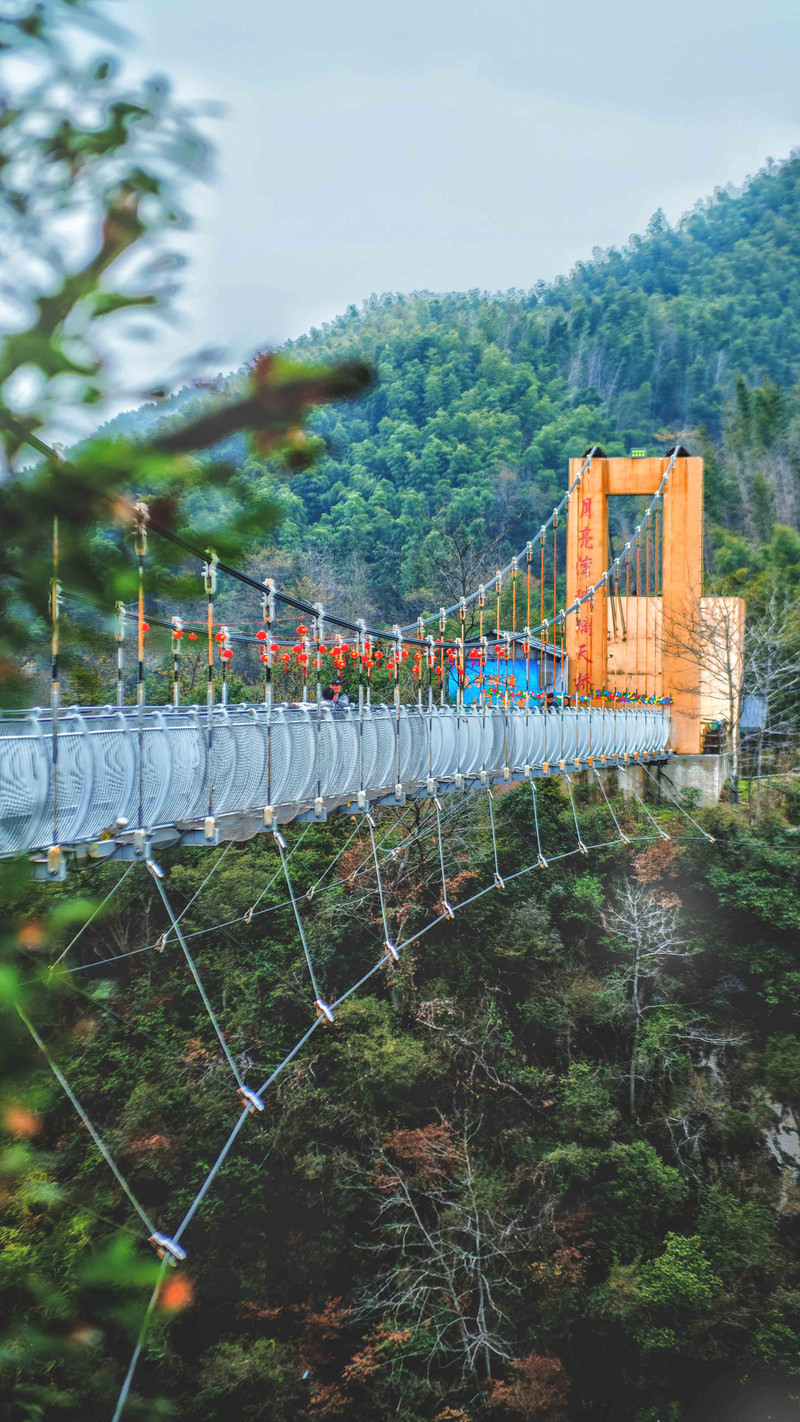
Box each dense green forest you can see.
[99,153,800,621]
[7,784,800,1421]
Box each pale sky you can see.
[123,0,799,383]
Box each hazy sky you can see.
[125,0,800,381]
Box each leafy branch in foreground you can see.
[0,2,372,702]
[0,5,372,1417]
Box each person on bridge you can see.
[322,682,350,711]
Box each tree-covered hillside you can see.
[101,153,800,621]
[9,782,800,1422]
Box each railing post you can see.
[115,601,126,708]
[171,617,183,706]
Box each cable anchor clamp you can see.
[203,550,218,596]
[133,501,149,556]
[150,1232,186,1264]
[238,1085,266,1113]
[262,576,276,623]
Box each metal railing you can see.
[0,703,671,858]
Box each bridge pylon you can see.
[566,449,704,754]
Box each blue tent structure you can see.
[448,641,567,706]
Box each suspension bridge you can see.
[7,444,737,1421]
[2,446,727,873]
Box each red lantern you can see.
[260,652,269,664]
[141,622,150,632]
[188,632,198,641]
[256,629,267,641]
[220,649,233,661]
[172,628,183,640]
[215,631,225,643]
[296,624,308,636]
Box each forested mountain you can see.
[10,782,800,1422]
[100,152,800,620]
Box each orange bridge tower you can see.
[565,448,716,756]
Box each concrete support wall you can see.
[616,755,728,806]
[661,754,730,806]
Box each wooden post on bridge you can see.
[566,450,704,754]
